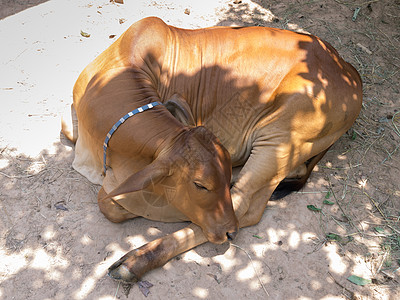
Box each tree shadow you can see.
[0,0,49,20]
[216,1,273,27]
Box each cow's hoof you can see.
[108,255,139,283]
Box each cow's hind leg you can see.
[98,187,138,223]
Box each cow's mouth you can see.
[203,227,239,244]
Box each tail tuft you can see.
[61,104,78,144]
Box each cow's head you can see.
[103,126,239,244]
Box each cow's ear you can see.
[101,160,171,200]
[164,94,196,127]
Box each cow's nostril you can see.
[226,231,237,241]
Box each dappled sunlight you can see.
[30,247,69,272]
[146,226,163,237]
[358,177,368,189]
[125,234,150,249]
[321,296,343,300]
[182,250,212,267]
[0,158,10,169]
[251,243,268,258]
[301,232,319,242]
[287,23,309,34]
[350,254,374,280]
[0,245,69,289]
[0,140,381,298]
[42,225,57,241]
[236,260,262,282]
[249,273,270,291]
[0,248,29,277]
[98,297,114,300]
[105,242,131,262]
[74,277,99,299]
[267,227,288,244]
[74,260,110,300]
[324,243,348,275]
[192,287,209,298]
[210,246,239,272]
[288,230,301,248]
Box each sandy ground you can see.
[1,0,399,299]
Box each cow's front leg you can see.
[106,184,275,283]
[106,186,276,283]
[236,183,277,228]
[107,187,275,282]
[108,223,207,282]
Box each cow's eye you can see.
[194,181,208,191]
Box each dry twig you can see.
[230,243,270,296]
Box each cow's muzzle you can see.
[226,230,238,241]
[203,219,239,244]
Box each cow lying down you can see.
[61,17,362,282]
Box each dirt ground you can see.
[1,0,399,299]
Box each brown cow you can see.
[61,17,362,282]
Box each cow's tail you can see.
[61,103,78,144]
[270,147,330,200]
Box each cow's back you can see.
[148,21,362,164]
[71,17,362,182]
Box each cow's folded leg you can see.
[98,187,138,223]
[108,223,207,282]
[237,184,277,228]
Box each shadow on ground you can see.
[0,0,49,19]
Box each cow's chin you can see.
[203,229,228,245]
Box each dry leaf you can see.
[55,203,68,211]
[138,280,153,297]
[80,30,90,38]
